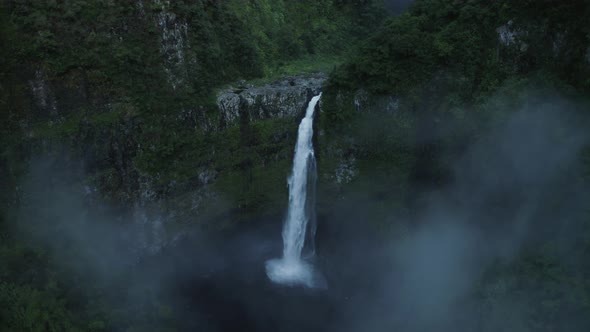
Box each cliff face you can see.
[8,0,588,255]
[217,74,326,127]
[1,0,380,255]
[16,73,326,253]
[314,1,590,228]
[2,0,374,256]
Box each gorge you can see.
[2,1,590,332]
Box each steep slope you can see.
[0,3,381,330]
[312,2,590,330]
[319,0,590,209]
[0,0,383,231]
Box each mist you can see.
[11,90,590,332]
[327,93,590,332]
[4,0,590,331]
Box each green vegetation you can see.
[0,1,385,329]
[315,1,590,330]
[2,0,384,120]
[2,0,590,330]
[245,55,342,86]
[226,0,383,70]
[319,0,590,212]
[324,0,590,117]
[0,0,385,215]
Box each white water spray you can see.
[265,94,324,288]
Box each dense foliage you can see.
[1,0,384,117]
[0,0,384,330]
[316,1,590,330]
[319,0,590,212]
[2,0,590,330]
[324,0,590,119]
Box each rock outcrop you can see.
[217,73,326,128]
[496,20,528,52]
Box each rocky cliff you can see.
[20,73,327,254]
[217,74,326,127]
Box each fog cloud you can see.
[337,93,590,331]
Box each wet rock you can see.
[217,73,326,128]
[496,20,528,52]
[29,69,58,118]
[334,155,358,185]
[153,0,190,89]
[352,88,400,114]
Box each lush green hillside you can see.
[0,0,387,221]
[324,0,590,115]
[315,1,590,330]
[0,0,384,215]
[2,0,590,331]
[1,0,383,116]
[0,1,385,331]
[319,0,590,208]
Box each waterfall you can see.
[265,94,324,288]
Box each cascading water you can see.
[265,94,324,288]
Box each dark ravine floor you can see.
[137,214,386,332]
